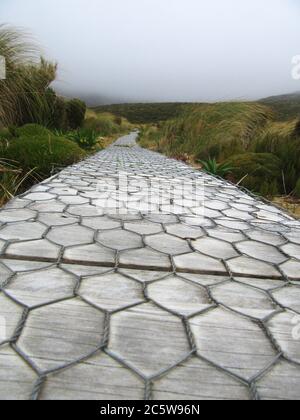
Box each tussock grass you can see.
[139,102,300,198]
[159,102,272,160]
[0,24,57,127]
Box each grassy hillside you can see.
[260,92,300,121]
[92,103,188,124]
[139,102,300,198]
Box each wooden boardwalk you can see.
[0,133,300,400]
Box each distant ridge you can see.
[259,91,300,120]
[92,103,190,124]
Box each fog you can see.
[1,0,300,104]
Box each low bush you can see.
[227,153,281,196]
[15,123,53,138]
[66,99,86,129]
[199,158,234,177]
[84,116,119,136]
[253,120,300,193]
[2,133,85,177]
[65,128,99,150]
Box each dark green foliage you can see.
[260,93,300,121]
[227,153,281,196]
[66,99,86,129]
[159,103,272,161]
[65,128,99,150]
[295,179,300,198]
[50,95,68,130]
[84,117,119,136]
[139,102,300,198]
[295,118,300,137]
[2,128,85,177]
[15,123,52,138]
[254,126,300,194]
[93,103,187,124]
[199,158,234,177]
[0,127,13,142]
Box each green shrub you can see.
[15,123,52,138]
[227,153,281,195]
[84,116,119,136]
[66,99,86,129]
[199,158,234,177]
[66,128,99,150]
[253,120,300,193]
[50,96,68,130]
[150,103,272,161]
[0,128,13,144]
[3,134,85,177]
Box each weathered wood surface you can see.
[0,132,300,400]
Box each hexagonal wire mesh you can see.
[0,133,299,400]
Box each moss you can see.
[15,123,53,138]
[3,133,85,177]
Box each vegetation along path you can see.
[0,132,300,400]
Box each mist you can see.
[1,0,299,105]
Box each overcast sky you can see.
[1,0,300,104]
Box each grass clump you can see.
[0,25,57,127]
[199,158,234,177]
[0,25,87,130]
[84,116,119,136]
[253,120,300,194]
[0,158,37,206]
[15,123,52,138]
[1,124,85,178]
[139,102,300,200]
[160,102,272,161]
[64,128,99,150]
[227,153,281,197]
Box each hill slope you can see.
[260,92,300,120]
[139,102,300,198]
[92,103,189,124]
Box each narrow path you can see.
[0,132,300,400]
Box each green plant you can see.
[227,153,281,195]
[253,120,300,194]
[199,158,234,177]
[295,179,300,199]
[0,158,37,205]
[15,123,52,137]
[66,128,99,150]
[2,132,85,177]
[84,116,119,136]
[66,99,86,129]
[0,25,58,127]
[49,94,68,130]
